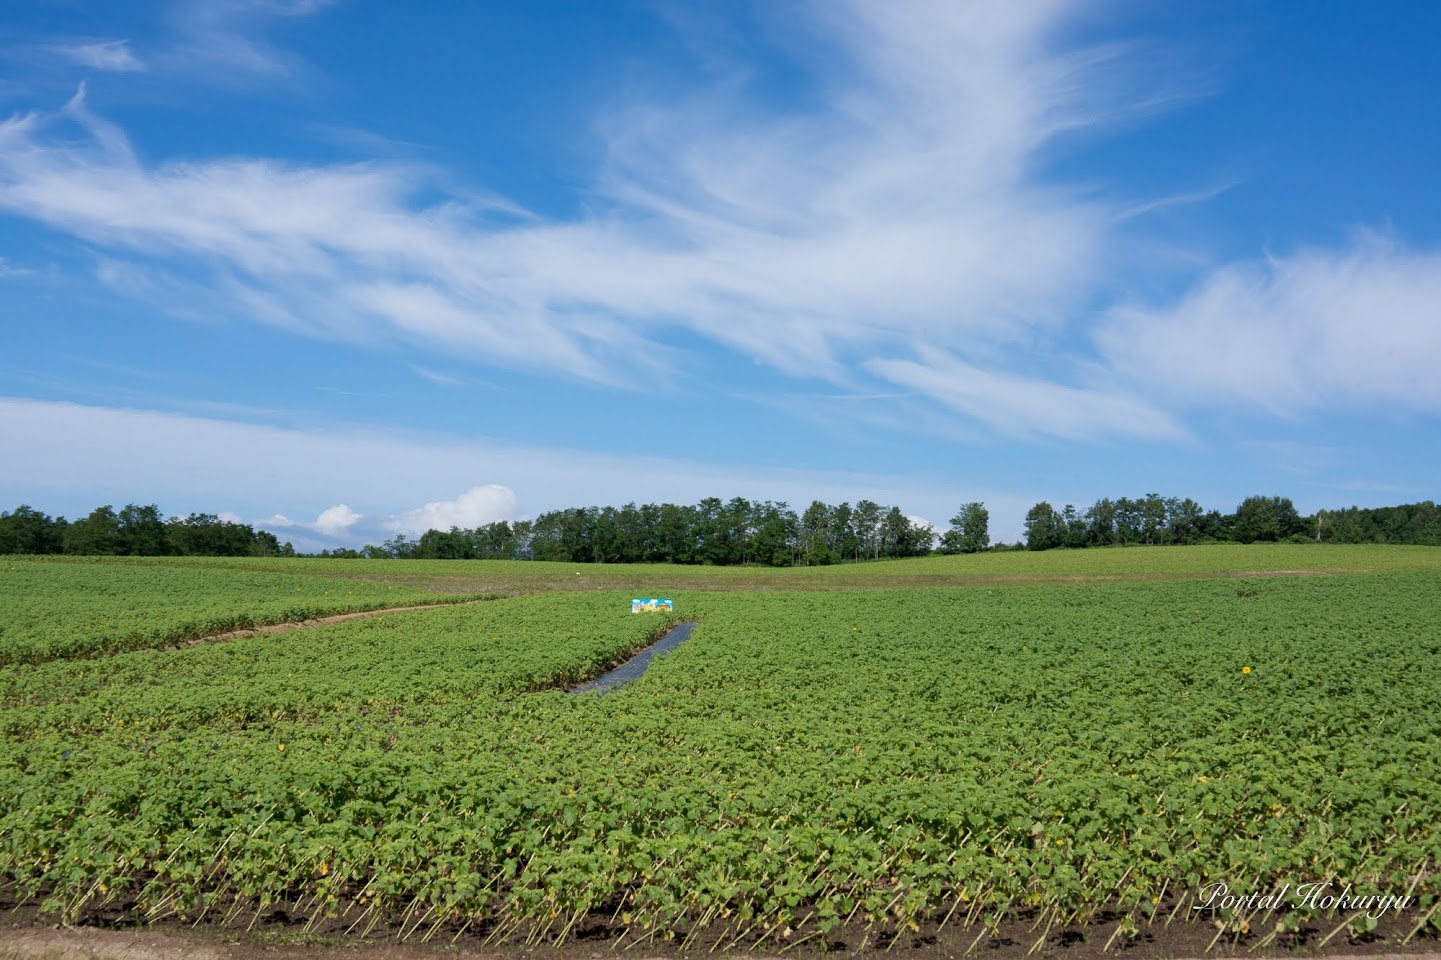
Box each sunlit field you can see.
[2,546,1439,951]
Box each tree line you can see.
[0,504,294,557]
[2,495,1436,563]
[1020,495,1441,551]
[369,497,941,565]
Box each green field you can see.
[2,546,1439,951]
[0,557,488,665]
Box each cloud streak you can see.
[0,0,1169,438]
[6,2,1430,440]
[1098,232,1441,417]
[162,0,337,84]
[868,348,1184,442]
[50,40,147,73]
[0,397,1035,543]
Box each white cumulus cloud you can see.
[387,485,519,536]
[313,503,360,536]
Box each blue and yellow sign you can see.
[631,598,673,613]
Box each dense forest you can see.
[1,495,1437,565]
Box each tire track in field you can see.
[177,597,493,648]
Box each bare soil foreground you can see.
[2,910,1438,960]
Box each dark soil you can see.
[2,893,1437,960]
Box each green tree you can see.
[941,502,989,554]
[166,513,254,556]
[1140,493,1167,545]
[1233,495,1303,544]
[379,534,417,558]
[656,504,695,563]
[878,506,908,558]
[1061,504,1087,549]
[828,503,858,562]
[751,501,799,566]
[118,503,170,556]
[64,505,122,555]
[1084,498,1117,546]
[1113,497,1141,545]
[1024,501,1063,551]
[799,501,834,565]
[1167,497,1204,545]
[852,500,883,560]
[252,530,286,556]
[0,505,65,554]
[884,509,933,557]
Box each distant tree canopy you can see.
[0,504,293,558]
[1319,501,1441,545]
[5,496,1437,561]
[1016,495,1440,550]
[366,497,936,567]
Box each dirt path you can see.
[180,598,490,647]
[2,924,1438,960]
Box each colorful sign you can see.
[631,598,673,613]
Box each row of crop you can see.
[0,558,487,665]
[1,590,678,729]
[2,574,1439,944]
[4,713,1438,943]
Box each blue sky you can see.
[1,1,1438,550]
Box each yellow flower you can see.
[278,744,285,752]
[1242,665,1252,674]
[1197,775,1208,783]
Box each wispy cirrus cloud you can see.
[0,255,37,278]
[868,347,1185,442]
[0,0,1272,441]
[0,2,1150,429]
[11,3,330,92]
[49,40,147,73]
[1098,231,1441,417]
[162,0,337,84]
